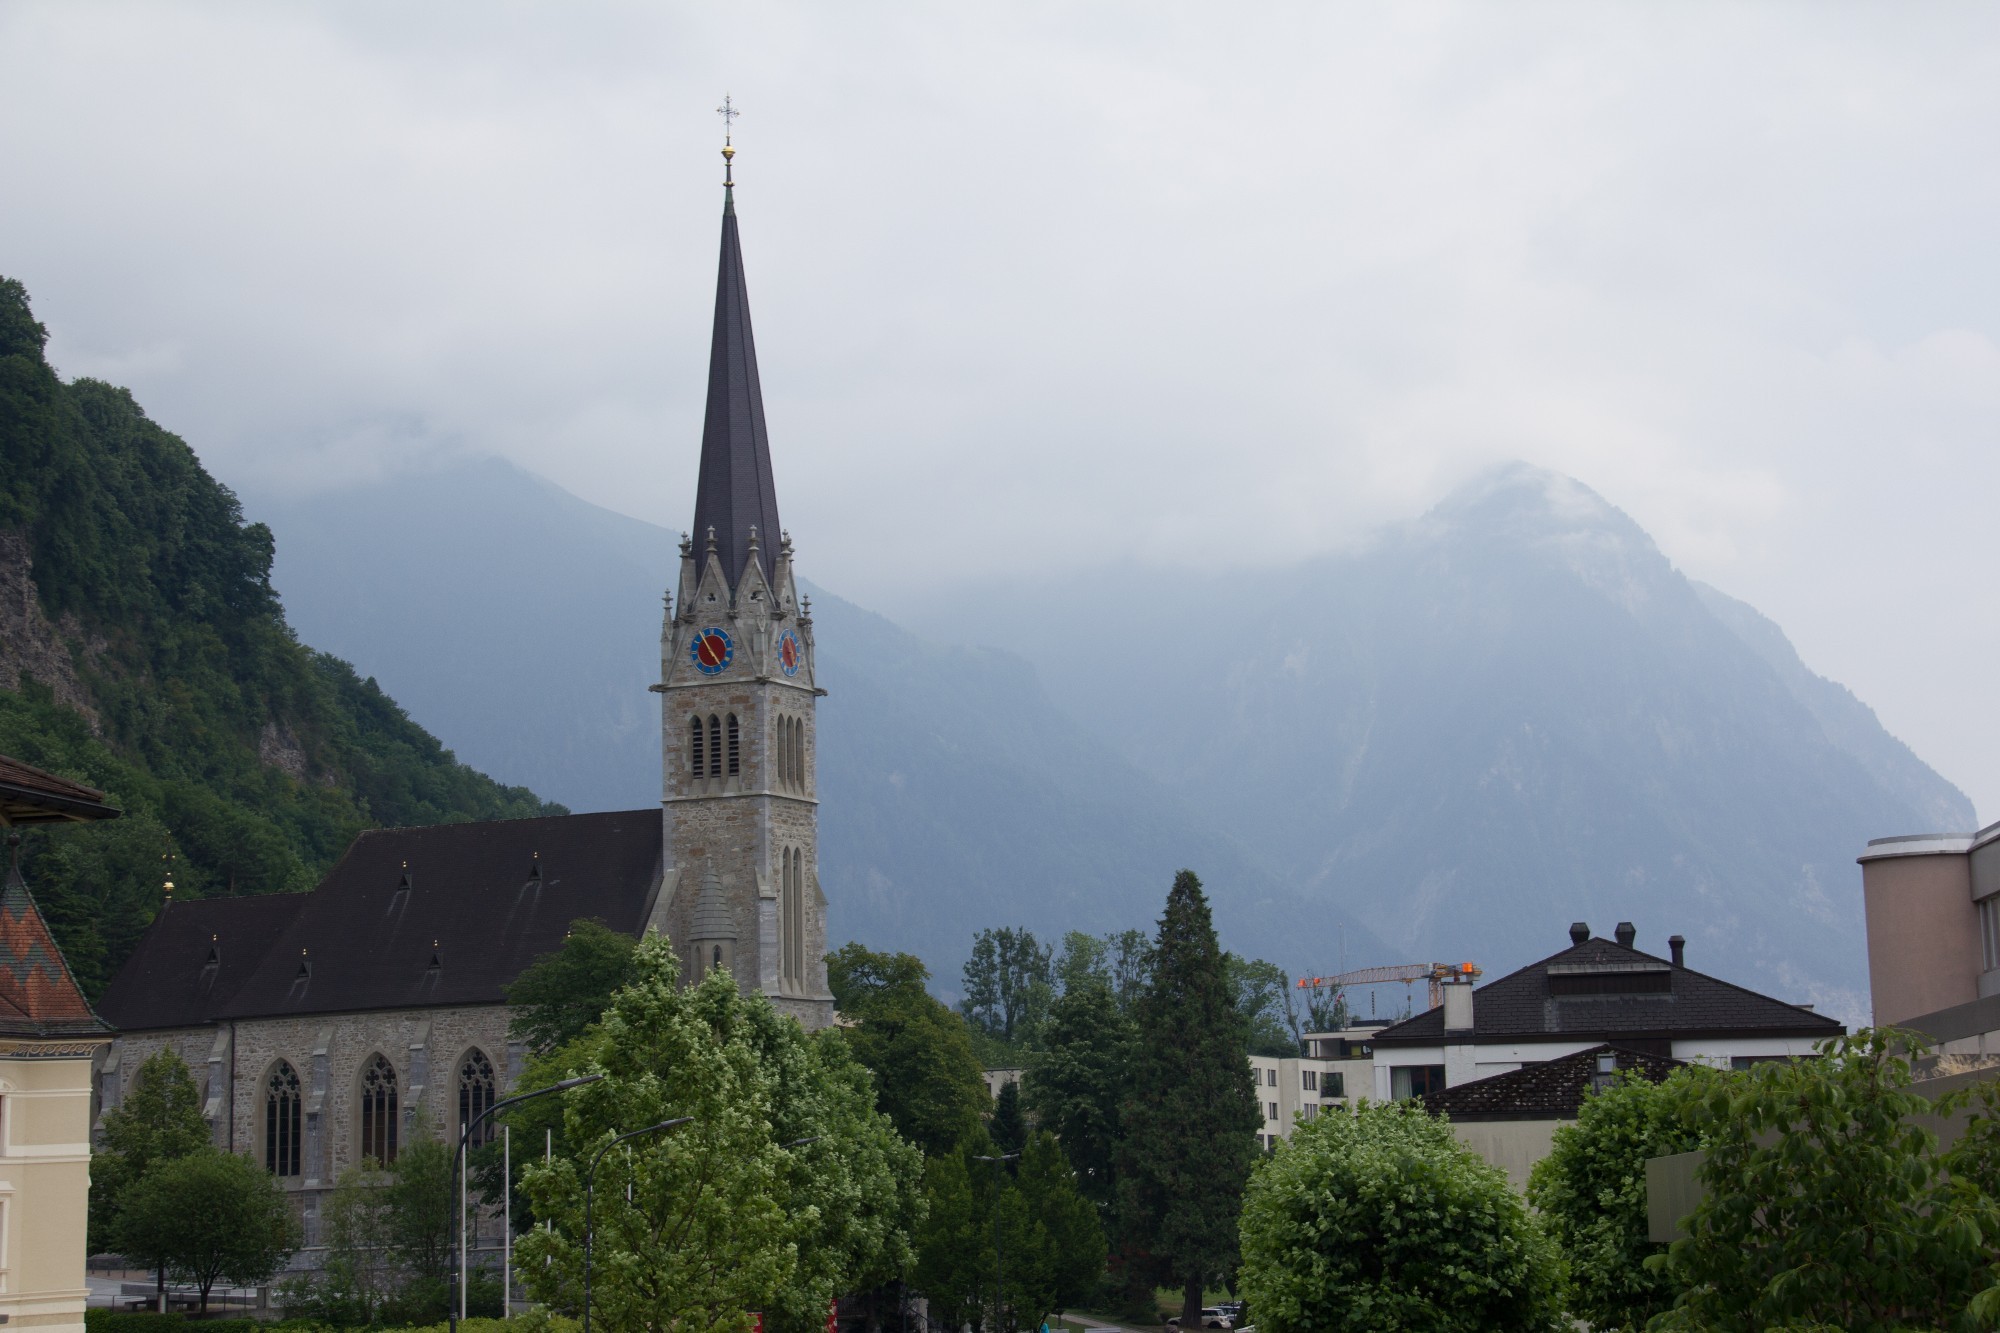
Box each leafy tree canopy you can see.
[91,1047,210,1251]
[1239,1101,1566,1333]
[1525,1069,1702,1332]
[507,918,641,1053]
[1654,1029,2000,1333]
[517,936,923,1333]
[1023,971,1132,1219]
[828,941,990,1159]
[118,1147,299,1312]
[961,927,1054,1049]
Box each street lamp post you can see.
[583,1118,695,1333]
[452,1074,604,1333]
[971,1153,1020,1333]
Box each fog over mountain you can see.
[255,460,1968,1020]
[918,464,1972,1021]
[252,459,1366,986]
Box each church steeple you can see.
[690,115,783,592]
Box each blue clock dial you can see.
[690,627,734,675]
[778,630,802,677]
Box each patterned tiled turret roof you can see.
[0,840,112,1038]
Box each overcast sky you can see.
[5,3,2000,817]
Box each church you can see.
[94,142,835,1243]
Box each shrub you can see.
[1237,1101,1566,1333]
[1526,1069,1704,1331]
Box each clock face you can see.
[778,630,802,677]
[690,627,734,675]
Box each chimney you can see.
[1615,921,1636,949]
[1443,977,1475,1034]
[1669,934,1686,967]
[1569,921,1590,946]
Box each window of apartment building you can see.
[1322,1071,1345,1099]
[1266,1067,1278,1086]
[1391,1065,1446,1101]
[1302,1070,1317,1091]
[1301,1103,1319,1121]
[1983,896,2000,973]
[1267,1101,1278,1121]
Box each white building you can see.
[1247,1023,1388,1147]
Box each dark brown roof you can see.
[101,810,665,1029]
[217,809,662,1022]
[690,184,783,590]
[95,893,308,1032]
[1373,934,1842,1046]
[0,850,111,1038]
[0,753,121,825]
[1421,1044,1684,1121]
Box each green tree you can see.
[1023,972,1132,1216]
[1238,1101,1565,1333]
[279,1165,394,1324]
[1226,954,1298,1058]
[1103,929,1153,1015]
[92,1046,211,1302]
[517,936,922,1333]
[1016,1130,1107,1315]
[1653,1029,1998,1333]
[828,942,990,1158]
[507,918,641,1053]
[1053,931,1110,995]
[991,1081,1027,1156]
[117,1147,298,1312]
[1526,1069,1702,1331]
[962,928,1054,1047]
[1117,871,1262,1327]
[914,1129,1104,1333]
[375,1128,459,1319]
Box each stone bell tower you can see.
[652,125,833,1029]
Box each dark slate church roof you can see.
[99,810,663,1030]
[1421,1044,1685,1121]
[690,181,783,590]
[1373,930,1841,1047]
[96,892,306,1032]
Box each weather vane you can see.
[717,94,739,186]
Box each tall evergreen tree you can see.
[1117,870,1261,1329]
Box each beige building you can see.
[1859,825,2000,1032]
[0,755,122,1333]
[1858,821,2000,1060]
[1247,1023,1386,1147]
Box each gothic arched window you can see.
[727,714,741,776]
[778,717,792,787]
[792,718,805,789]
[708,715,722,778]
[689,715,704,777]
[265,1061,302,1178]
[783,847,806,990]
[359,1054,399,1167]
[458,1050,496,1149]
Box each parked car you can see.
[1166,1310,1233,1330]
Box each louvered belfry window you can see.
[359,1054,399,1166]
[265,1062,302,1177]
[727,714,741,775]
[708,715,723,777]
[689,716,705,776]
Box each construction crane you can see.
[1296,961,1481,1013]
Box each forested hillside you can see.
[0,278,560,995]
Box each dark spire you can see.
[691,105,782,590]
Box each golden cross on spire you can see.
[717,94,739,185]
